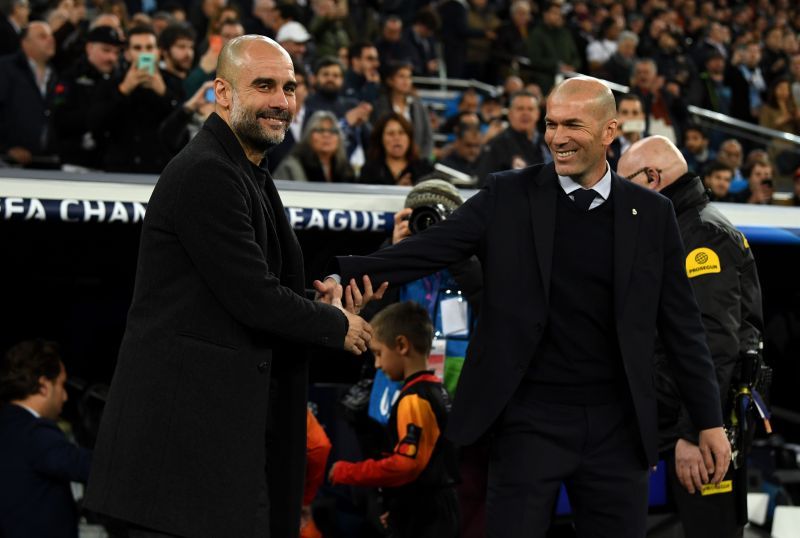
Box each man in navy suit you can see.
[0,340,92,538]
[320,77,732,537]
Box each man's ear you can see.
[37,375,51,397]
[215,78,231,109]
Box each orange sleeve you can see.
[332,394,440,488]
[304,409,332,505]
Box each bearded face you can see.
[229,88,292,153]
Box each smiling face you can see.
[217,38,297,155]
[544,80,617,185]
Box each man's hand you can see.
[342,309,372,355]
[698,426,731,484]
[344,276,388,314]
[314,276,389,314]
[7,146,32,165]
[392,208,412,244]
[199,46,220,74]
[144,68,167,96]
[345,102,372,127]
[118,64,149,95]
[674,438,708,494]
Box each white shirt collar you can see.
[16,403,41,418]
[558,162,612,201]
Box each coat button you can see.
[257,361,269,373]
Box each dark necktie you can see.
[572,189,597,211]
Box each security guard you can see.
[51,25,123,169]
[618,135,763,538]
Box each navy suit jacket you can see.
[338,163,723,464]
[0,403,91,538]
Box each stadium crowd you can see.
[1,0,800,204]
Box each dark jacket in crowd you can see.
[343,69,379,104]
[52,55,115,168]
[358,158,433,185]
[87,68,180,173]
[0,403,92,538]
[0,50,57,158]
[0,16,20,57]
[655,175,763,450]
[476,127,550,186]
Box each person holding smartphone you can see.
[86,25,180,173]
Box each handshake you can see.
[313,275,388,356]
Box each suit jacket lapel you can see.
[527,164,557,304]
[612,174,640,318]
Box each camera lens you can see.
[409,204,448,234]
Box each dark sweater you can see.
[525,186,626,404]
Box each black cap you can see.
[86,26,125,46]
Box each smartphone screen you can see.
[209,35,223,53]
[205,87,216,103]
[137,52,156,75]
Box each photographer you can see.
[475,91,550,186]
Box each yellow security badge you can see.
[686,247,721,278]
[700,480,733,496]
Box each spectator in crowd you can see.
[439,86,481,134]
[343,40,380,104]
[188,0,223,45]
[735,42,767,122]
[652,30,696,92]
[405,7,439,77]
[607,93,645,170]
[371,61,434,160]
[157,80,215,158]
[695,50,750,126]
[304,56,372,159]
[52,24,123,169]
[274,110,355,183]
[759,77,800,182]
[0,0,28,56]
[690,20,729,68]
[268,61,308,173]
[0,340,92,538]
[681,124,716,173]
[602,29,638,86]
[329,301,459,538]
[150,11,174,35]
[736,158,775,204]
[464,0,501,83]
[631,58,687,143]
[87,25,179,173]
[587,16,621,75]
[717,138,748,193]
[374,15,417,73]
[526,1,582,94]
[275,19,312,69]
[158,23,196,98]
[493,0,534,83]
[0,21,57,168]
[636,15,667,59]
[703,160,735,202]
[476,91,550,185]
[440,0,497,80]
[761,26,790,86]
[439,123,482,178]
[184,17,243,97]
[793,169,800,206]
[308,0,348,60]
[49,0,89,72]
[358,111,432,185]
[790,53,800,109]
[244,0,276,38]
